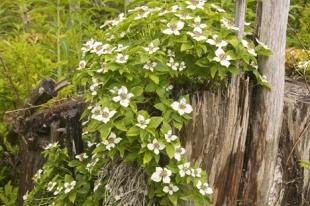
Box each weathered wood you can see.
[240,0,290,205]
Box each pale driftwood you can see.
[240,0,290,205]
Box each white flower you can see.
[186,0,205,10]
[174,146,186,161]
[163,183,179,195]
[221,18,240,31]
[82,39,95,53]
[193,16,206,29]
[206,35,228,48]
[90,79,100,96]
[213,48,232,68]
[297,60,310,69]
[91,107,117,124]
[87,141,96,148]
[211,4,226,13]
[22,193,28,201]
[178,162,191,177]
[92,42,114,55]
[164,130,178,142]
[250,61,258,70]
[103,132,122,151]
[136,114,151,129]
[135,7,151,20]
[75,153,88,161]
[112,86,134,107]
[144,42,159,54]
[191,168,202,177]
[64,180,76,194]
[170,5,180,13]
[147,139,165,155]
[115,53,129,64]
[53,186,63,195]
[111,13,125,26]
[93,182,101,192]
[86,158,99,172]
[109,86,119,94]
[33,169,43,181]
[167,58,186,71]
[162,21,185,35]
[187,27,207,41]
[77,60,86,70]
[165,85,174,92]
[167,49,175,57]
[175,12,193,20]
[47,181,57,192]
[44,142,58,150]
[143,61,157,72]
[115,44,128,52]
[196,181,213,195]
[171,98,193,115]
[241,39,257,56]
[256,38,271,50]
[151,167,172,183]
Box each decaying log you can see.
[182,78,310,206]
[5,79,84,206]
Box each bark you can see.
[240,0,290,205]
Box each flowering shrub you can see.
[24,0,271,205]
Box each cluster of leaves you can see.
[25,1,271,206]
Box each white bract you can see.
[186,0,205,10]
[64,180,76,194]
[115,53,129,64]
[196,181,213,195]
[147,139,165,155]
[47,181,57,192]
[191,168,202,177]
[165,130,178,142]
[75,153,89,161]
[44,142,58,150]
[241,39,257,56]
[92,42,114,55]
[143,61,157,72]
[256,38,271,50]
[103,132,122,151]
[213,48,232,68]
[174,146,186,161]
[162,21,185,35]
[193,16,206,29]
[112,86,134,107]
[89,78,100,96]
[91,107,117,124]
[211,4,226,13]
[77,60,86,70]
[167,58,186,71]
[144,42,159,54]
[175,12,193,20]
[221,18,240,31]
[178,162,191,177]
[135,7,151,20]
[206,35,228,48]
[163,183,179,195]
[151,167,172,183]
[136,114,151,129]
[187,27,207,41]
[115,44,128,52]
[82,39,95,53]
[111,13,126,26]
[171,98,193,115]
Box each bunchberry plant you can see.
[24,1,271,205]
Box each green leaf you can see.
[100,125,112,141]
[143,151,153,164]
[127,126,140,137]
[168,194,178,206]
[149,73,160,84]
[166,144,175,159]
[148,117,163,129]
[68,191,76,203]
[181,42,193,51]
[131,86,144,96]
[113,121,127,131]
[154,103,166,112]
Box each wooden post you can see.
[240,0,290,205]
